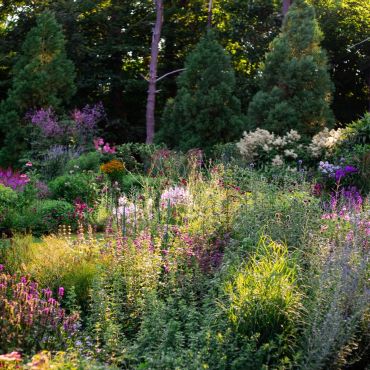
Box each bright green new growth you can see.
[157,31,244,152]
[0,11,76,166]
[247,0,334,137]
[225,238,302,340]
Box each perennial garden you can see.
[0,0,369,369]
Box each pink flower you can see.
[25,161,33,167]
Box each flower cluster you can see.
[71,102,105,130]
[94,137,116,154]
[27,107,62,137]
[74,200,93,220]
[318,161,340,177]
[0,273,79,352]
[308,128,343,158]
[237,128,301,166]
[116,196,142,224]
[318,161,358,182]
[100,159,125,175]
[0,168,30,191]
[160,186,192,208]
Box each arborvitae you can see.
[247,0,334,137]
[0,11,76,166]
[156,31,243,152]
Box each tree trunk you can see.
[146,0,164,144]
[282,0,292,17]
[207,0,213,29]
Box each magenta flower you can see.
[58,287,65,298]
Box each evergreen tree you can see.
[0,11,75,166]
[156,31,243,152]
[247,0,334,137]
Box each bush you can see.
[116,143,162,173]
[10,200,75,236]
[49,173,95,204]
[331,114,370,192]
[65,151,102,174]
[0,184,17,223]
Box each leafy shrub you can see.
[0,271,79,353]
[65,151,102,174]
[49,173,95,204]
[10,200,75,236]
[0,184,17,223]
[116,143,161,173]
[330,114,370,192]
[37,145,82,180]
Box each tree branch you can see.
[156,68,186,82]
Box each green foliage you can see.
[224,239,302,340]
[65,151,103,174]
[116,143,162,173]
[309,0,370,123]
[10,200,75,236]
[157,31,244,152]
[247,0,334,137]
[0,11,76,166]
[49,173,96,204]
[332,113,370,192]
[0,184,18,222]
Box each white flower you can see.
[271,155,284,166]
[309,128,343,158]
[284,129,301,142]
[284,149,298,159]
[160,186,191,208]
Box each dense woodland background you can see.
[0,0,369,145]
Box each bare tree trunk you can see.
[146,0,164,144]
[282,0,292,17]
[207,0,213,29]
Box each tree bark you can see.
[207,0,213,29]
[146,0,164,144]
[282,0,292,17]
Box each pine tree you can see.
[246,0,334,137]
[156,31,243,152]
[0,11,76,166]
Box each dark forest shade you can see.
[0,12,75,166]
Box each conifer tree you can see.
[247,0,334,137]
[0,11,75,166]
[156,31,243,152]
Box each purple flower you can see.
[335,168,346,182]
[0,264,4,272]
[344,165,357,174]
[0,167,30,191]
[27,107,62,137]
[58,287,65,298]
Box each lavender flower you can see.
[0,168,30,191]
[27,107,62,137]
